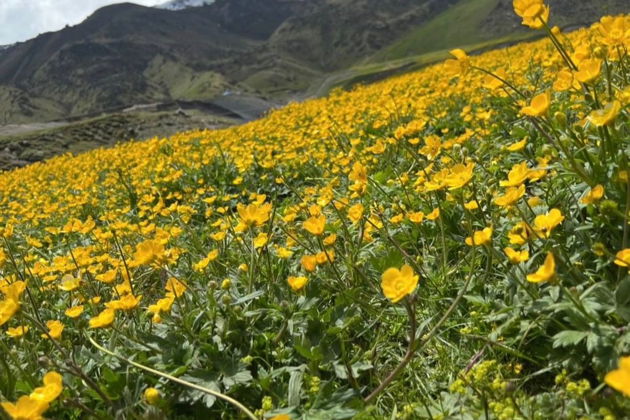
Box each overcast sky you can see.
[0,1,162,45]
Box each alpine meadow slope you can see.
[0,3,630,420]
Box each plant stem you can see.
[364,246,477,403]
[87,335,258,420]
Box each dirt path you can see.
[0,121,68,137]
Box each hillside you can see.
[0,0,451,125]
[372,0,630,62]
[0,8,628,418]
[0,0,627,128]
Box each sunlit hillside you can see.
[0,5,629,419]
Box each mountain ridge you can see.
[157,0,215,10]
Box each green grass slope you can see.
[371,0,506,62]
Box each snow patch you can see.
[157,0,215,11]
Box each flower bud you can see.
[144,387,160,405]
[553,111,567,128]
[600,199,618,215]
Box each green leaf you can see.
[293,344,314,360]
[288,369,304,407]
[552,330,589,348]
[615,276,630,322]
[233,290,265,305]
[180,372,221,408]
[223,369,253,388]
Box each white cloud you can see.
[0,0,161,45]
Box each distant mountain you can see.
[0,0,457,123]
[0,0,627,124]
[157,0,215,11]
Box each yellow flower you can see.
[513,0,549,29]
[323,233,337,246]
[211,231,227,241]
[235,202,272,232]
[574,58,602,84]
[533,208,564,238]
[614,249,630,267]
[301,255,318,272]
[131,239,166,267]
[303,215,326,236]
[513,0,543,19]
[6,325,29,338]
[0,280,26,302]
[419,135,441,160]
[484,68,508,90]
[506,138,527,152]
[144,387,161,405]
[521,92,550,117]
[554,69,579,91]
[504,247,529,264]
[165,277,187,297]
[347,203,364,223]
[464,200,479,211]
[95,269,118,284]
[253,232,269,249]
[348,162,368,184]
[0,298,20,327]
[444,48,470,76]
[30,372,63,403]
[581,185,604,205]
[106,294,142,311]
[605,356,630,397]
[500,162,531,187]
[42,320,64,340]
[426,208,440,221]
[315,250,335,264]
[390,213,404,224]
[64,305,84,318]
[1,396,49,420]
[528,196,543,207]
[58,274,81,292]
[526,252,555,283]
[529,156,550,182]
[465,227,493,246]
[588,101,621,127]
[287,276,308,292]
[276,246,294,259]
[597,15,629,47]
[446,163,475,191]
[193,249,219,272]
[89,308,116,329]
[270,415,291,420]
[509,221,531,245]
[407,211,425,223]
[494,185,525,208]
[381,264,419,303]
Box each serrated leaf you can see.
[552,330,588,348]
[223,369,253,388]
[179,374,221,409]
